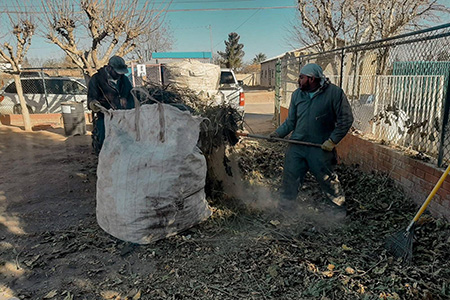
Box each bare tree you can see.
[288,0,347,52]
[290,0,449,52]
[289,0,449,78]
[0,1,35,131]
[41,0,171,78]
[133,23,174,62]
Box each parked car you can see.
[218,68,245,116]
[0,77,88,115]
[20,71,50,78]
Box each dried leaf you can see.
[269,220,280,226]
[345,267,355,274]
[133,290,142,300]
[268,265,278,277]
[100,290,120,299]
[322,270,334,277]
[307,262,319,273]
[24,254,40,267]
[373,264,387,275]
[327,264,335,271]
[341,244,352,251]
[63,293,74,300]
[43,290,58,299]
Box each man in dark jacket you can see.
[270,63,353,213]
[87,56,134,155]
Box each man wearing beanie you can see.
[87,55,134,155]
[270,63,353,215]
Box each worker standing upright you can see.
[270,63,354,214]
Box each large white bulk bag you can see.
[96,94,211,244]
[163,59,220,93]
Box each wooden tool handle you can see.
[407,164,450,231]
[236,132,322,148]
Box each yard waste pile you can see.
[6,131,450,299]
[96,85,243,244]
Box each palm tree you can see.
[252,53,267,64]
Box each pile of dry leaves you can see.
[9,138,449,300]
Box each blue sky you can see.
[166,0,298,62]
[0,0,298,64]
[1,0,448,65]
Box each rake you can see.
[385,164,450,263]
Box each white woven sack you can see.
[163,59,220,92]
[96,99,211,244]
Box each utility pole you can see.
[209,25,213,63]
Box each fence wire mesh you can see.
[130,64,163,87]
[280,23,450,166]
[0,68,87,114]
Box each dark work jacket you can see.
[87,66,134,118]
[275,82,353,144]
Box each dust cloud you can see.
[208,147,346,229]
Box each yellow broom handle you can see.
[406,164,450,231]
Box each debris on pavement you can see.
[1,119,449,300]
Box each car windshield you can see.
[220,72,235,85]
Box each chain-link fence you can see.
[278,23,450,167]
[130,63,163,87]
[0,68,87,114]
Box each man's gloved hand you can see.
[120,97,128,109]
[321,138,336,151]
[268,131,279,142]
[89,100,102,113]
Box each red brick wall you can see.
[337,134,450,221]
[280,106,289,124]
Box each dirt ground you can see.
[0,97,278,299]
[1,94,449,299]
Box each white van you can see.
[0,77,87,115]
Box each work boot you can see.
[331,195,346,207]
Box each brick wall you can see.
[337,134,450,221]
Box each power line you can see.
[171,0,255,3]
[0,6,296,14]
[0,0,255,8]
[213,8,261,48]
[167,6,295,12]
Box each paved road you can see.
[244,102,275,134]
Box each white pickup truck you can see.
[218,68,245,116]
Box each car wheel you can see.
[13,104,33,114]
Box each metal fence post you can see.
[339,49,344,88]
[40,67,50,114]
[274,59,282,126]
[131,62,136,87]
[437,79,450,167]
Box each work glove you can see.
[321,138,336,151]
[120,97,128,109]
[89,100,102,113]
[268,131,279,142]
